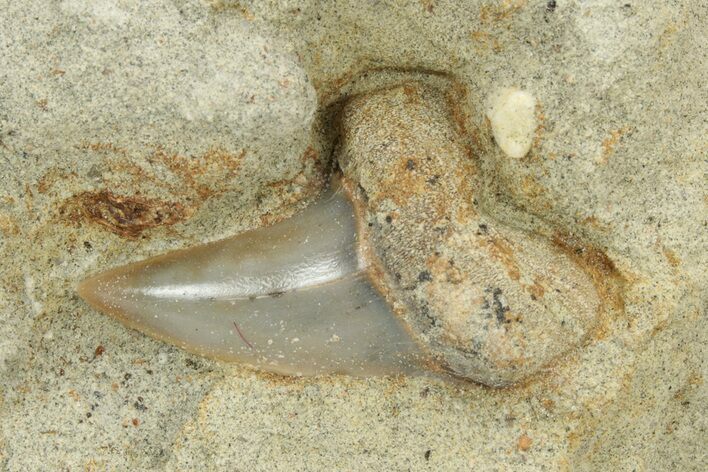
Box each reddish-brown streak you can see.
[233,321,254,349]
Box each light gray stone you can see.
[0,0,705,470]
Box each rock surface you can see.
[0,0,705,470]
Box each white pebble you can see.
[487,88,537,159]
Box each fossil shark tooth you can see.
[78,77,614,387]
[78,183,428,377]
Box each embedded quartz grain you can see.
[338,83,602,386]
[486,88,537,158]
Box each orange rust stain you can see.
[580,215,610,233]
[0,214,19,236]
[81,143,246,198]
[541,398,556,412]
[93,345,105,358]
[210,0,255,20]
[426,254,464,285]
[469,31,503,53]
[379,156,429,207]
[61,144,249,237]
[23,184,34,213]
[552,232,626,324]
[658,23,679,50]
[107,159,173,193]
[62,190,191,239]
[14,383,31,394]
[37,168,77,194]
[402,83,421,103]
[420,0,435,14]
[485,331,530,369]
[520,175,546,200]
[661,246,681,268]
[599,126,632,165]
[671,371,702,403]
[480,0,527,24]
[35,99,49,111]
[480,235,521,281]
[153,147,245,199]
[445,79,485,155]
[527,278,545,299]
[509,174,553,214]
[80,142,127,156]
[320,70,357,103]
[532,101,546,153]
[517,433,532,451]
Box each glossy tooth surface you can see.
[78,185,426,377]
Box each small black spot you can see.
[385,215,393,224]
[185,358,202,369]
[418,271,432,282]
[133,397,148,412]
[425,450,432,461]
[421,303,438,327]
[546,0,557,12]
[492,288,510,324]
[357,184,368,201]
[427,175,439,185]
[83,241,92,251]
[268,290,285,298]
[406,159,415,171]
[478,223,488,235]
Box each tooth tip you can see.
[76,266,129,316]
[77,278,107,316]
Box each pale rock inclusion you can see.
[79,82,601,386]
[486,87,537,159]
